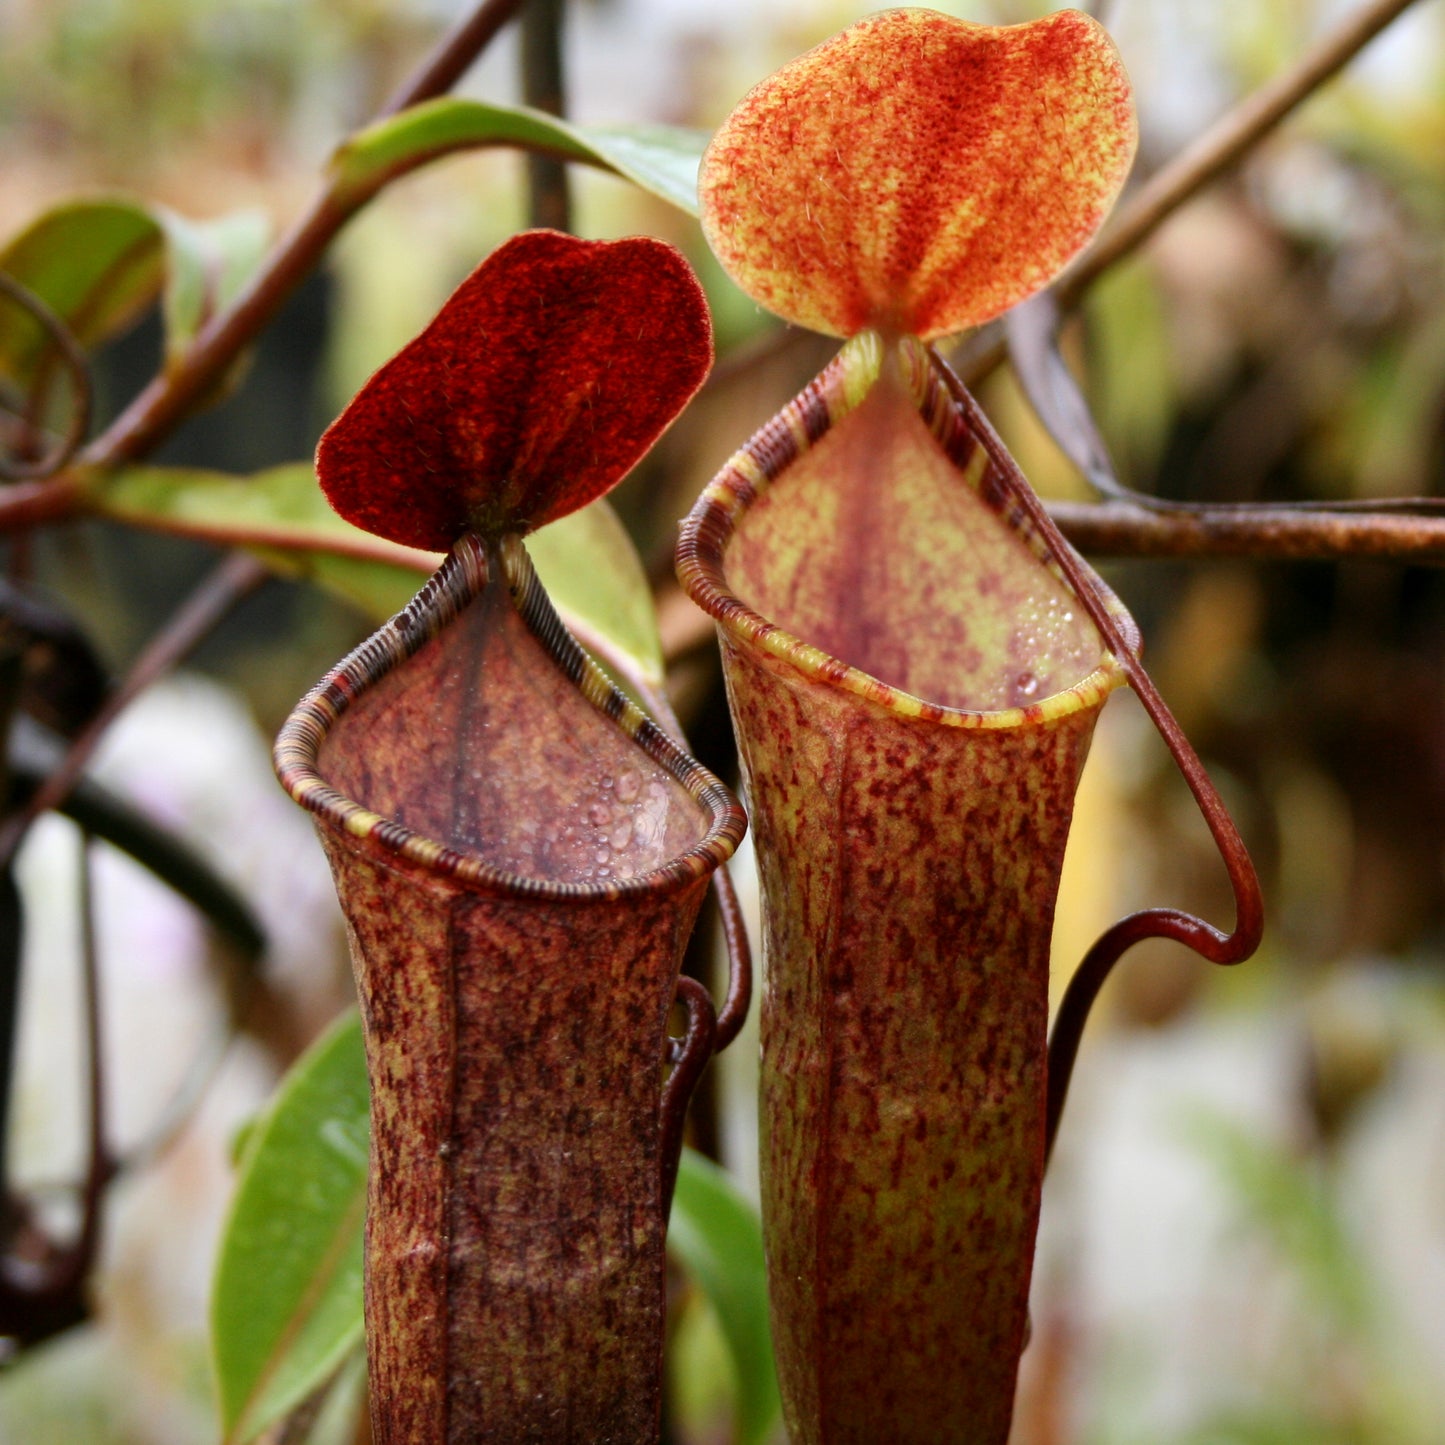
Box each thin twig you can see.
[959,0,1428,387]
[1062,0,1427,306]
[0,475,84,531]
[0,551,269,868]
[378,0,528,121]
[1009,287,1445,555]
[87,0,528,467]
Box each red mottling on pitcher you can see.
[316,229,712,550]
[699,8,1136,341]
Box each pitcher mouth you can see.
[275,532,745,901]
[677,332,1139,730]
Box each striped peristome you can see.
[275,530,744,901]
[676,329,1138,729]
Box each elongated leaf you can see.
[87,461,424,558]
[332,99,708,216]
[670,1150,782,1445]
[87,461,663,679]
[211,1010,368,1445]
[0,197,269,377]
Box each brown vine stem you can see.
[0,273,94,483]
[1051,498,1445,562]
[0,552,269,870]
[84,0,528,469]
[522,0,573,232]
[1061,0,1425,305]
[959,0,1428,380]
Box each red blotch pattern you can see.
[700,9,1136,340]
[317,230,713,550]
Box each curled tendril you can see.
[926,346,1265,1168]
[660,975,717,1211]
[634,678,754,1056]
[0,270,93,483]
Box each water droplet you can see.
[1015,671,1039,700]
[615,769,641,803]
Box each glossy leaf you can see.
[86,461,438,568]
[88,461,663,677]
[670,1150,782,1445]
[211,1010,368,1445]
[0,197,268,376]
[699,9,1136,339]
[333,98,709,216]
[316,229,712,549]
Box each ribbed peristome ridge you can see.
[277,531,743,896]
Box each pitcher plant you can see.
[275,230,746,1444]
[677,11,1263,1444]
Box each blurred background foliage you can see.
[2,0,1445,1441]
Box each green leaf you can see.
[530,501,666,686]
[0,197,269,378]
[92,460,381,546]
[0,200,162,378]
[211,1010,369,1445]
[86,460,437,618]
[332,99,708,216]
[88,462,664,677]
[155,207,271,367]
[573,122,711,216]
[210,1021,778,1445]
[669,1150,782,1445]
